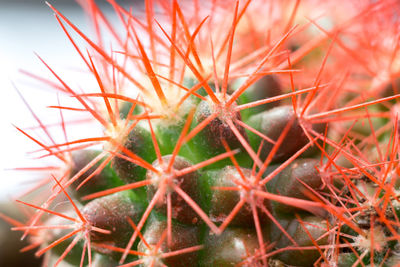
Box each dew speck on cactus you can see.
[3,0,400,266]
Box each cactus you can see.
[5,0,400,266]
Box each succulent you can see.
[4,0,400,266]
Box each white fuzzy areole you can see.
[354,225,387,253]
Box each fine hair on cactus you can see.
[5,0,400,266]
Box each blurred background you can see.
[0,0,136,198]
[1,0,89,200]
[0,0,140,265]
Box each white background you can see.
[0,0,123,199]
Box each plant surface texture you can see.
[4,0,400,266]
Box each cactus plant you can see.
[5,0,400,266]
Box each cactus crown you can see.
[4,1,400,266]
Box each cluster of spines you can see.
[4,0,400,266]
